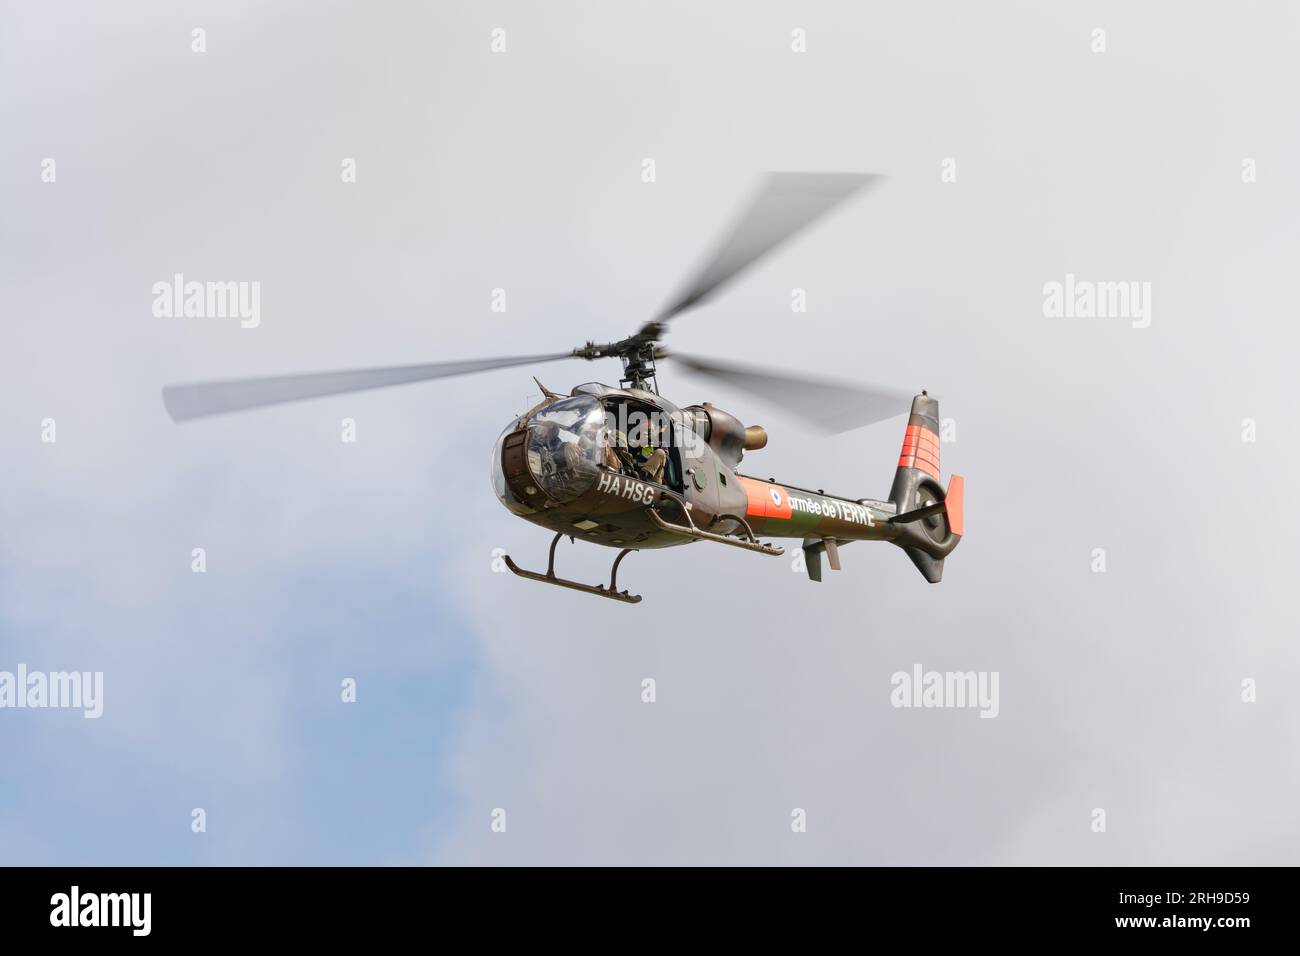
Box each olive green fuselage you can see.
[494,383,905,552]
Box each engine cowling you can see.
[683,403,765,467]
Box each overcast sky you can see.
[2,0,1297,865]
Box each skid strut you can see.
[502,532,642,604]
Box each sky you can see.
[2,0,1298,865]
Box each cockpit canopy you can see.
[491,395,608,512]
[525,395,607,500]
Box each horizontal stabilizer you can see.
[889,500,946,525]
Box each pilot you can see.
[531,420,567,477]
[561,432,586,475]
[563,423,605,481]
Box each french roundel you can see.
[769,488,783,507]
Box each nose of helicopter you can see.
[490,396,607,513]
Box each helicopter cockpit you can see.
[491,396,606,513]
[522,394,607,501]
[492,391,688,516]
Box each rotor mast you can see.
[570,321,665,394]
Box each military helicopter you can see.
[162,173,964,604]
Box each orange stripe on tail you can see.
[898,423,940,478]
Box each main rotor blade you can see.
[650,172,881,327]
[667,353,910,434]
[162,352,573,421]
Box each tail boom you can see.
[733,390,964,584]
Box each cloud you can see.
[3,0,1298,865]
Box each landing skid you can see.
[648,503,785,557]
[503,532,642,604]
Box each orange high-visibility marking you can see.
[945,474,964,536]
[737,476,792,519]
[897,455,939,478]
[740,477,769,517]
[899,424,940,477]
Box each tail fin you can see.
[888,392,963,583]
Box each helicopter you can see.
[162,172,964,604]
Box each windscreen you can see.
[524,395,606,501]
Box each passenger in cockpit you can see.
[635,420,667,483]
